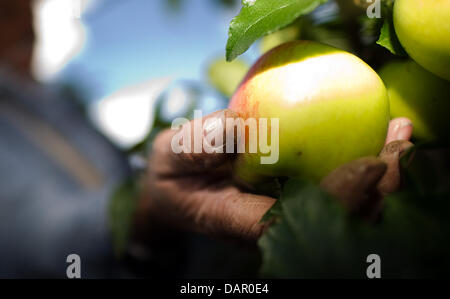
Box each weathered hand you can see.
[137,110,276,242]
[321,117,414,219]
[136,110,413,242]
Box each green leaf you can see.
[376,19,406,55]
[260,199,282,223]
[259,179,450,278]
[259,179,363,278]
[226,0,329,61]
[376,0,407,56]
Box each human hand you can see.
[136,110,413,242]
[321,117,414,220]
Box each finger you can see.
[320,157,387,217]
[196,189,277,241]
[377,140,414,195]
[149,176,276,241]
[151,109,240,176]
[385,117,413,145]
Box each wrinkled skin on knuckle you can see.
[377,140,414,195]
[320,140,415,220]
[320,157,387,217]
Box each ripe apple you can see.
[394,0,450,81]
[229,41,390,182]
[379,60,450,143]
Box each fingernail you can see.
[204,117,220,135]
[395,120,413,141]
[203,114,225,149]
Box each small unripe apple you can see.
[394,0,450,81]
[229,41,390,182]
[207,58,249,97]
[260,25,301,54]
[379,60,450,143]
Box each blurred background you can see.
[0,0,387,278]
[0,0,262,279]
[2,0,381,151]
[32,0,255,148]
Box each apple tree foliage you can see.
[225,0,450,278]
[374,0,406,56]
[226,0,329,61]
[259,176,450,278]
[226,0,408,61]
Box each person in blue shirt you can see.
[0,0,413,278]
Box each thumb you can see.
[377,140,414,195]
[320,157,387,217]
[151,109,240,175]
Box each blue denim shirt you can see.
[0,69,131,278]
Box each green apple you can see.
[229,41,390,182]
[394,0,450,81]
[379,60,450,143]
[207,58,249,98]
[260,25,301,54]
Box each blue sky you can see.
[60,0,257,102]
